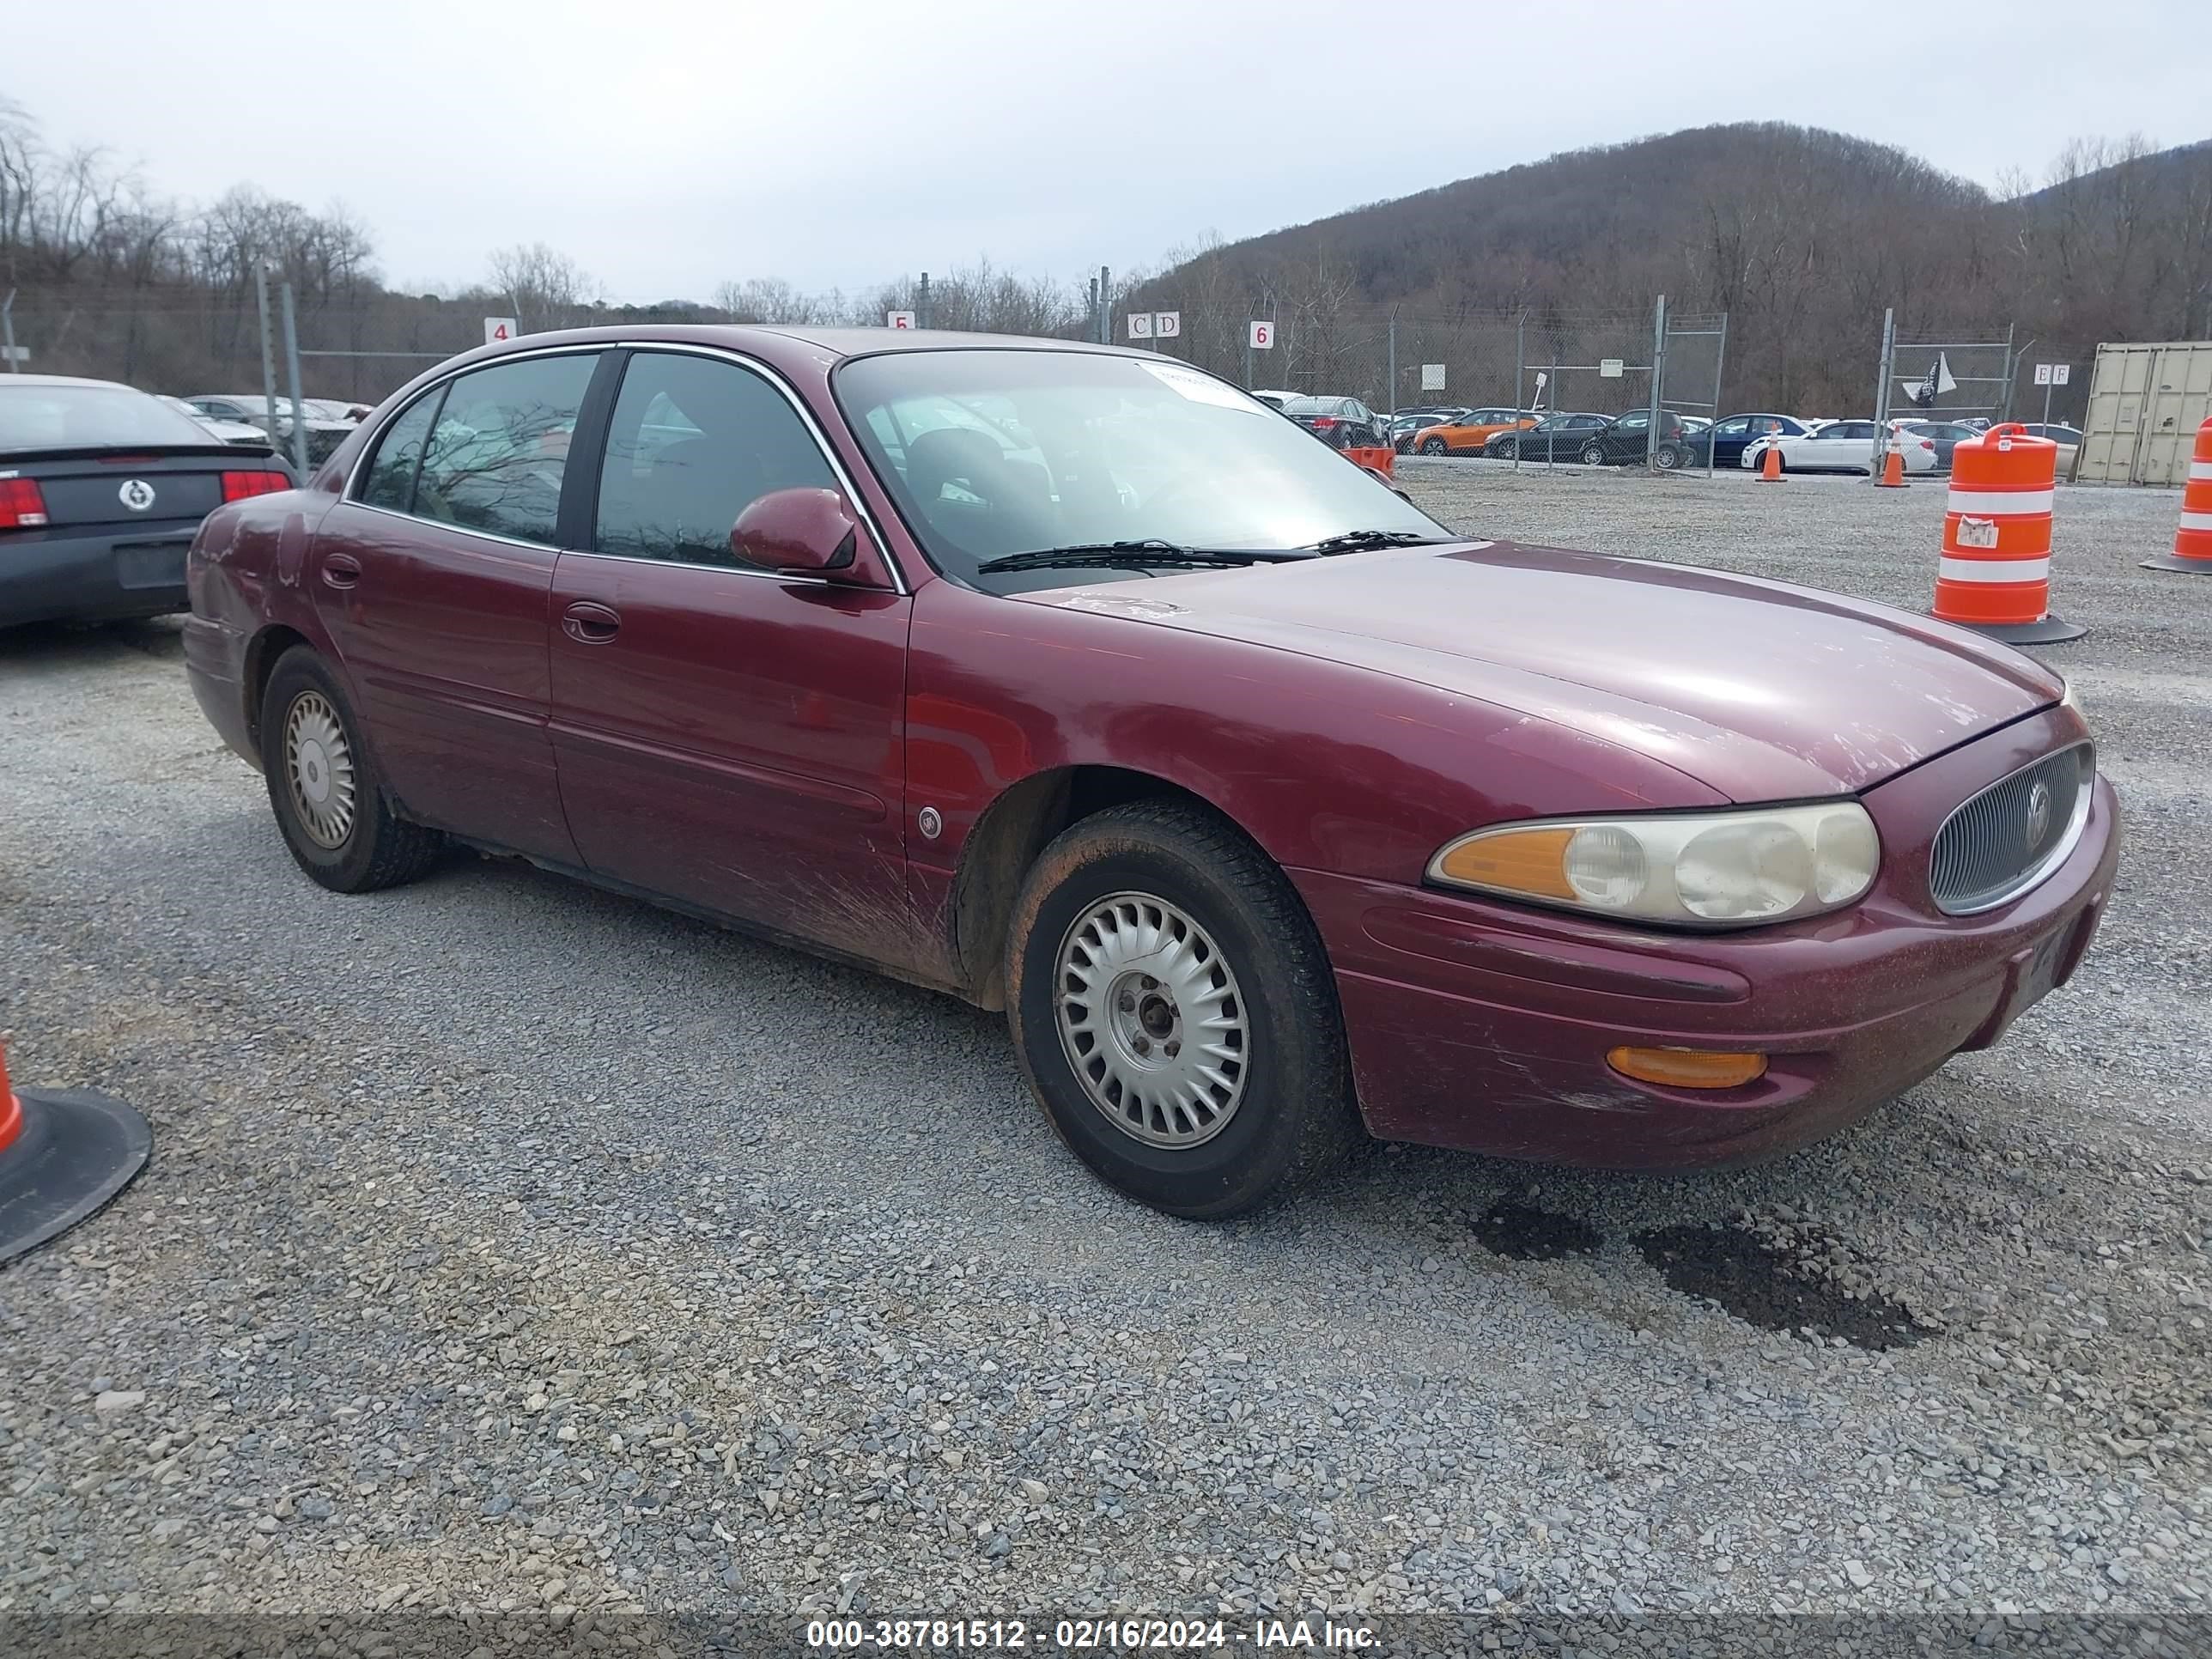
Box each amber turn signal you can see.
[1606,1046,1767,1089]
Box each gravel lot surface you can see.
[2,463,2207,1645]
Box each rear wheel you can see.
[258,647,444,893]
[1653,442,1683,471]
[1006,801,1361,1218]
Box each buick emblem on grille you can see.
[2024,777,2053,848]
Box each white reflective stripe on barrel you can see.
[1940,556,2051,583]
[2181,510,2212,532]
[2190,460,2212,482]
[1944,488,2056,516]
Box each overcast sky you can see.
[12,0,2204,301]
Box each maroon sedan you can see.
[182,327,2118,1218]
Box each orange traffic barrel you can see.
[1929,423,2086,644]
[2143,416,2212,574]
[0,1040,154,1265]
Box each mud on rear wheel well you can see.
[950,765,1220,1011]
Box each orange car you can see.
[1407,407,1539,455]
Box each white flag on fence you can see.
[1908,352,1959,407]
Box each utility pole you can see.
[280,281,310,477]
[1097,266,1111,345]
[1645,294,1668,471]
[1387,308,1398,420]
[1869,307,1897,478]
[0,289,19,374]
[253,265,283,449]
[918,271,932,331]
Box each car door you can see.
[308,350,600,865]
[545,347,916,972]
[1709,416,1751,466]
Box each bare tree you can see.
[486,242,598,331]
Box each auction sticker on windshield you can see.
[1141,362,1261,412]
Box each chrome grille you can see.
[1929,742,2094,915]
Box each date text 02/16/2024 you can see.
[804,1619,1379,1650]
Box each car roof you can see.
[1,373,137,392]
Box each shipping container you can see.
[2077,341,2212,485]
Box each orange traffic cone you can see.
[0,1039,153,1265]
[1758,447,1784,483]
[1877,450,1907,489]
[2143,416,2212,574]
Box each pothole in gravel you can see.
[1473,1202,1602,1261]
[1634,1223,1931,1351]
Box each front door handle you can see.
[321,553,362,589]
[562,600,621,643]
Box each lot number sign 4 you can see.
[483,317,519,345]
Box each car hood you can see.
[1020,541,2062,800]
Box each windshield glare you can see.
[834,350,1445,591]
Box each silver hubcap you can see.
[284,690,357,848]
[1054,891,1249,1148]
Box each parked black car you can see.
[1684,412,1813,470]
[1481,411,1609,461]
[1,375,293,627]
[1282,396,1389,450]
[1571,409,1693,469]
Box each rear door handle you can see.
[321,553,362,590]
[562,600,621,643]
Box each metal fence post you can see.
[1387,308,1397,421]
[1097,267,1110,345]
[1709,311,1729,479]
[253,265,282,448]
[1646,294,1667,471]
[0,289,18,374]
[1512,316,1525,474]
[1999,323,2018,422]
[918,270,932,331]
[280,281,310,477]
[1869,307,1896,477]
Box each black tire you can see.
[258,646,444,893]
[1493,439,1518,460]
[1579,441,1607,466]
[1005,800,1362,1219]
[1653,442,1683,471]
[1419,436,1449,456]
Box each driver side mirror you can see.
[731,487,859,574]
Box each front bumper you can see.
[1295,713,2119,1169]
[0,521,201,626]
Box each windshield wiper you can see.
[977,540,1309,575]
[1303,529,1446,556]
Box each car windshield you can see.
[1,383,221,453]
[836,349,1448,592]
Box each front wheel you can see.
[1579,441,1607,465]
[258,647,445,893]
[1005,801,1361,1218]
[1420,436,1449,456]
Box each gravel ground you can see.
[1,464,2207,1647]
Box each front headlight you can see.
[1428,803,1881,927]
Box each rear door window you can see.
[414,353,599,545]
[357,388,446,513]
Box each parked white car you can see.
[184,394,358,462]
[156,395,271,448]
[1742,418,1937,476]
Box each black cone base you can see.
[1940,615,2091,645]
[2142,552,2212,574]
[0,1089,152,1266]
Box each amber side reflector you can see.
[1436,827,1578,899]
[1607,1047,1767,1089]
